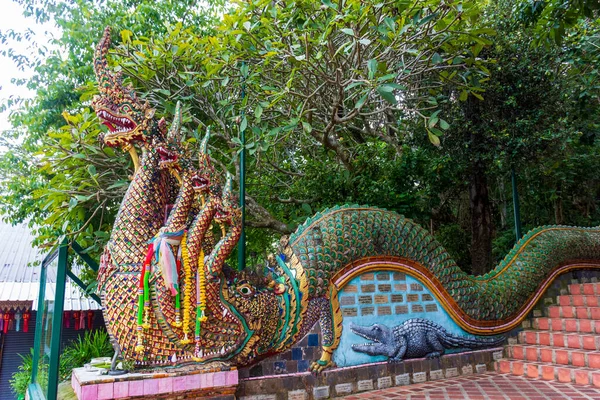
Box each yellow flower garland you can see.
[180,233,192,344]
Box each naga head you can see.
[191,127,217,197]
[93,26,157,149]
[155,102,183,183]
[214,172,241,227]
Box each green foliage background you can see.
[1,0,599,276]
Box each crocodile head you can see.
[350,322,400,358]
[93,27,157,149]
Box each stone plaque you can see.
[358,295,373,304]
[411,304,424,313]
[357,380,373,391]
[493,351,503,361]
[422,294,433,301]
[240,396,277,400]
[395,373,410,386]
[362,284,376,293]
[342,307,357,317]
[360,273,375,281]
[413,372,427,383]
[393,272,406,281]
[462,365,473,375]
[391,294,404,302]
[377,376,392,389]
[475,364,487,374]
[395,305,408,314]
[410,283,424,291]
[335,383,353,396]
[374,295,389,304]
[445,367,458,378]
[430,369,443,380]
[344,284,358,293]
[288,390,307,400]
[361,307,374,316]
[425,304,438,312]
[377,306,392,316]
[407,294,419,302]
[376,273,390,280]
[378,284,392,292]
[340,296,355,306]
[313,386,330,399]
[394,284,408,291]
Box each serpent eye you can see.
[237,284,254,297]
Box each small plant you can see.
[9,350,33,398]
[59,330,113,380]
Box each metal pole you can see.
[237,62,247,271]
[511,167,522,241]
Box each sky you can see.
[0,1,58,133]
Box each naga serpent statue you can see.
[94,27,600,373]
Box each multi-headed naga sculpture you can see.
[94,27,600,373]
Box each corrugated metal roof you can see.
[0,220,100,310]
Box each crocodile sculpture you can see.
[350,319,505,361]
[94,26,600,372]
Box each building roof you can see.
[0,220,100,311]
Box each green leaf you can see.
[432,53,443,64]
[427,129,441,146]
[367,59,378,79]
[354,93,369,109]
[301,203,312,214]
[472,92,484,101]
[239,116,248,132]
[376,86,397,104]
[341,28,354,36]
[254,105,263,120]
[459,90,469,101]
[302,121,312,133]
[440,119,450,130]
[87,164,97,176]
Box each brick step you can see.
[495,359,600,386]
[518,330,600,350]
[533,317,600,333]
[506,344,600,368]
[570,283,600,295]
[548,305,600,319]
[558,295,600,307]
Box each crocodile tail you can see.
[439,333,506,349]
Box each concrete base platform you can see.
[71,364,237,400]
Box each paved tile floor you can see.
[341,373,600,399]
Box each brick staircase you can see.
[496,282,600,387]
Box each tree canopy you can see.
[1,0,600,276]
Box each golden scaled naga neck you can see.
[123,144,140,173]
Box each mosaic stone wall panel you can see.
[334,271,471,367]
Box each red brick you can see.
[551,319,563,331]
[572,295,584,306]
[525,331,537,345]
[526,364,539,379]
[555,349,569,365]
[563,306,575,318]
[589,353,600,369]
[579,319,592,333]
[583,283,597,295]
[536,318,549,330]
[549,306,560,318]
[538,332,551,346]
[575,370,590,385]
[571,351,586,367]
[587,296,599,307]
[565,319,578,332]
[541,365,555,381]
[576,307,588,319]
[570,284,582,295]
[592,371,600,388]
[497,360,511,374]
[583,335,597,350]
[512,361,524,376]
[540,348,553,363]
[557,367,573,383]
[567,335,582,349]
[560,296,573,306]
[512,345,524,360]
[526,347,538,361]
[553,333,565,347]
[591,307,600,320]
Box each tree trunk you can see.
[469,158,494,276]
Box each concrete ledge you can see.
[71,365,238,399]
